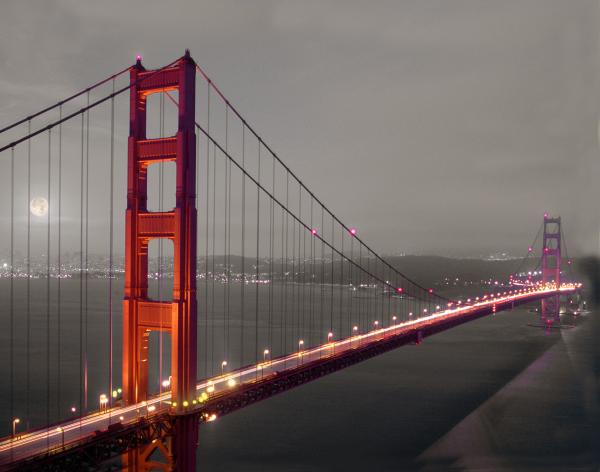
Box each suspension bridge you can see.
[0,51,581,471]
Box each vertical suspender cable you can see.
[299,188,304,340]
[195,97,200,379]
[10,146,14,438]
[205,84,210,379]
[224,105,229,366]
[109,80,115,411]
[84,92,90,411]
[309,200,313,345]
[350,234,354,332]
[269,157,274,356]
[46,128,51,439]
[204,83,210,377]
[255,143,260,369]
[79,112,84,421]
[291,203,295,346]
[284,171,289,356]
[280,175,286,356]
[240,125,245,371]
[226,107,232,363]
[320,206,324,344]
[330,214,334,333]
[57,106,62,417]
[339,228,344,337]
[211,142,216,375]
[26,119,31,429]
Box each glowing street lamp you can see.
[221,360,228,375]
[373,320,379,330]
[298,339,304,364]
[99,394,108,412]
[56,426,65,449]
[327,332,333,343]
[263,349,270,362]
[12,418,20,437]
[162,378,171,389]
[70,406,76,415]
[392,315,397,325]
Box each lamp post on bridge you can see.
[56,426,65,450]
[11,418,20,438]
[298,339,304,365]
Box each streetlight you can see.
[327,332,333,343]
[221,360,228,375]
[298,339,304,364]
[99,394,108,412]
[56,426,65,449]
[12,418,20,437]
[162,379,171,389]
[392,315,397,326]
[70,406,76,415]
[352,326,358,348]
[263,349,270,362]
[373,320,379,331]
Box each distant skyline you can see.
[0,0,597,258]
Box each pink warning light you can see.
[528,246,533,252]
[544,212,548,218]
[311,228,318,236]
[136,54,142,61]
[349,228,357,236]
[397,287,403,293]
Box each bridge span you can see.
[0,284,579,470]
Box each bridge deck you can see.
[0,286,578,470]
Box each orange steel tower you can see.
[122,51,198,470]
[541,215,561,325]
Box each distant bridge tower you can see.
[122,50,198,471]
[541,214,561,325]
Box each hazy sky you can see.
[0,0,597,257]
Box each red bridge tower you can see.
[541,214,561,325]
[123,51,198,470]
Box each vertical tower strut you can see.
[123,51,198,471]
[541,215,561,325]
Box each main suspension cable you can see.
[194,63,446,302]
[0,66,130,135]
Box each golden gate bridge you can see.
[0,51,581,471]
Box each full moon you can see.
[30,197,48,217]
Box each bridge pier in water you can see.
[122,50,199,471]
